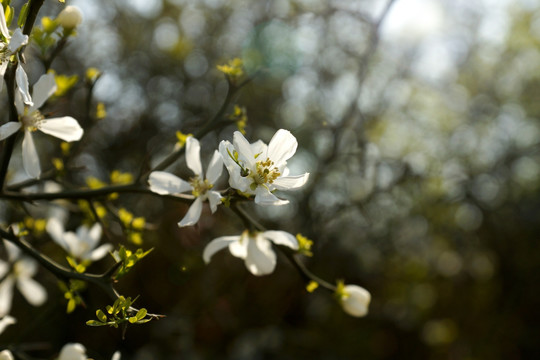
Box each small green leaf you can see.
[128,316,138,324]
[17,2,28,27]
[86,320,104,326]
[96,309,107,322]
[136,308,147,320]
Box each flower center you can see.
[190,176,213,197]
[20,110,44,132]
[252,157,280,185]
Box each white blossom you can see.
[337,284,371,317]
[0,350,13,360]
[0,73,84,178]
[0,241,47,317]
[203,230,298,276]
[46,218,112,262]
[0,5,31,104]
[58,343,87,360]
[0,315,15,334]
[219,129,309,206]
[149,136,223,227]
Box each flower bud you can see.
[56,6,83,30]
[337,283,371,317]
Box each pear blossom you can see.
[336,283,371,317]
[149,136,223,227]
[0,5,31,104]
[58,343,87,360]
[0,73,84,178]
[0,241,47,317]
[219,129,309,206]
[203,230,298,276]
[46,218,112,262]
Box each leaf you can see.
[135,308,147,320]
[96,309,107,322]
[86,320,104,326]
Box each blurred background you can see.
[1,0,540,358]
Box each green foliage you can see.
[58,280,86,314]
[86,296,151,328]
[111,245,153,280]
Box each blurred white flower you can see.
[58,343,87,360]
[46,218,111,262]
[0,6,30,104]
[56,6,83,30]
[0,241,47,316]
[219,129,309,205]
[149,136,223,227]
[336,283,371,317]
[0,350,13,360]
[203,230,298,275]
[0,73,83,178]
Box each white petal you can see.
[77,223,102,251]
[233,131,256,167]
[0,122,21,141]
[0,350,14,360]
[88,243,113,261]
[267,129,298,166]
[111,351,121,360]
[38,117,83,142]
[22,131,41,178]
[148,171,191,195]
[249,140,267,157]
[63,232,82,257]
[228,231,249,259]
[272,173,309,190]
[245,234,276,276]
[178,197,203,227]
[58,343,87,360]
[185,136,203,177]
[0,6,9,39]
[0,315,16,334]
[7,29,29,53]
[14,88,24,116]
[30,73,56,111]
[263,230,298,250]
[254,186,288,206]
[16,258,38,277]
[15,65,32,106]
[0,59,8,79]
[3,241,20,262]
[17,277,47,306]
[46,218,69,252]
[0,277,14,317]
[341,285,371,317]
[0,262,8,279]
[207,191,222,213]
[202,236,240,263]
[205,150,223,185]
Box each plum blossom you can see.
[203,230,298,276]
[0,73,83,178]
[0,5,31,104]
[336,282,371,317]
[149,136,223,227]
[219,129,309,206]
[0,241,47,317]
[46,218,112,262]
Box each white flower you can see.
[0,5,31,104]
[149,136,223,227]
[203,230,298,276]
[0,73,84,178]
[219,129,309,206]
[0,315,15,334]
[0,350,13,360]
[0,241,47,317]
[56,6,83,30]
[46,218,112,262]
[58,343,87,360]
[336,283,371,317]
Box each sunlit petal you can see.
[186,136,203,177]
[89,243,114,261]
[267,129,298,166]
[46,217,69,251]
[207,191,222,213]
[0,6,9,39]
[245,234,276,276]
[22,131,41,179]
[272,173,309,190]
[178,197,203,227]
[229,231,249,259]
[38,117,83,142]
[233,131,256,167]
[263,230,298,250]
[31,73,57,111]
[58,343,87,360]
[148,171,191,195]
[7,29,28,53]
[202,236,239,263]
[205,150,223,184]
[254,186,288,206]
[0,277,14,317]
[0,315,16,334]
[15,64,32,106]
